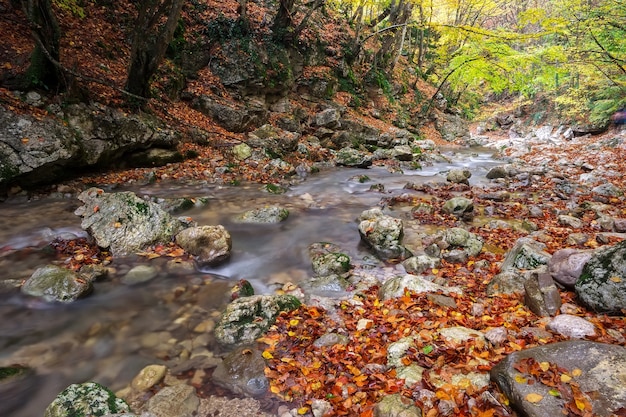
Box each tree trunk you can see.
[271,0,295,43]
[125,0,185,100]
[20,0,63,90]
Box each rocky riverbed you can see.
[1,123,625,417]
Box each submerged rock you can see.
[234,206,289,223]
[491,341,626,417]
[575,240,626,313]
[175,225,232,267]
[212,347,269,397]
[21,265,92,303]
[44,381,130,417]
[0,365,38,416]
[75,188,186,256]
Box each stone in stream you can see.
[309,242,351,277]
[21,264,92,303]
[74,188,187,256]
[357,208,412,262]
[234,205,289,223]
[446,168,471,185]
[491,341,626,417]
[215,294,301,346]
[441,196,474,220]
[175,225,232,268]
[335,146,373,168]
[212,346,269,397]
[144,383,199,417]
[575,239,626,313]
[44,381,130,417]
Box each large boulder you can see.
[575,240,626,313]
[491,341,626,417]
[74,188,186,256]
[357,208,412,262]
[500,237,551,271]
[215,294,301,346]
[44,382,130,417]
[0,103,179,188]
[21,265,92,303]
[212,347,269,397]
[335,147,373,168]
[175,225,232,267]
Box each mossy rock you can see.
[44,382,130,417]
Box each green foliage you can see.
[53,0,85,18]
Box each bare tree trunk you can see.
[125,0,185,100]
[16,0,63,90]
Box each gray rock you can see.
[446,168,471,185]
[435,112,470,143]
[335,147,373,168]
[402,255,441,274]
[247,124,300,157]
[44,382,130,417]
[121,265,158,285]
[235,206,289,223]
[145,384,199,417]
[547,314,596,338]
[192,95,266,133]
[304,274,350,295]
[1,104,178,187]
[441,197,474,219]
[175,225,232,268]
[387,336,416,367]
[315,108,341,129]
[379,274,461,301]
[232,143,252,160]
[501,237,551,271]
[491,341,625,417]
[309,242,351,276]
[575,240,626,313]
[215,294,301,346]
[592,182,622,197]
[524,272,561,317]
[487,270,538,296]
[440,227,483,260]
[548,248,592,288]
[75,188,185,256]
[212,347,269,397]
[374,393,422,417]
[557,214,584,229]
[357,208,412,262]
[21,265,92,303]
[486,165,518,179]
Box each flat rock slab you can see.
[490,340,626,417]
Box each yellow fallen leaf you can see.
[560,374,572,383]
[297,406,309,415]
[572,368,583,377]
[575,398,586,410]
[525,393,543,403]
[610,276,621,283]
[515,375,528,384]
[289,319,300,326]
[539,362,550,372]
[270,385,281,394]
[262,350,273,359]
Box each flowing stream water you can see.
[0,148,502,416]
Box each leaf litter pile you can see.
[260,282,623,416]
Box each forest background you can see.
[2,0,625,140]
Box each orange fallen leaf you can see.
[525,393,543,403]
